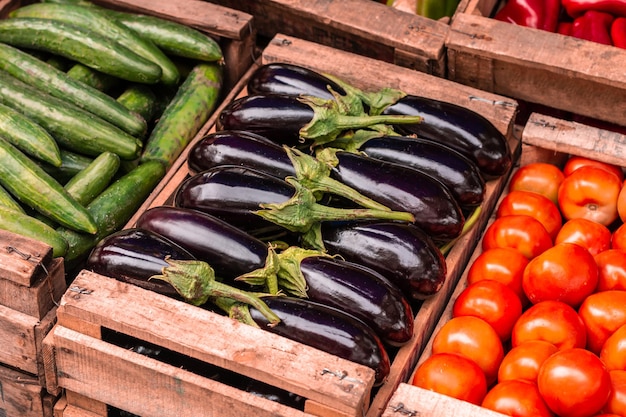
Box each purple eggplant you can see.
[381,96,512,178]
[135,206,269,280]
[85,227,196,298]
[246,295,391,385]
[321,221,447,300]
[187,130,296,178]
[324,149,465,240]
[247,63,344,100]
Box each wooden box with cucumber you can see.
[42,34,521,417]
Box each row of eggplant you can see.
[84,63,512,391]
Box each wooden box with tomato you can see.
[447,0,626,128]
[383,112,626,417]
[42,34,521,417]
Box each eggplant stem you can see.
[439,206,482,255]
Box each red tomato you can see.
[617,181,626,223]
[432,315,504,386]
[497,190,563,240]
[595,249,626,292]
[555,218,612,256]
[558,165,622,226]
[511,300,587,350]
[482,379,555,417]
[498,340,558,383]
[600,323,626,371]
[603,370,626,416]
[452,280,523,342]
[612,223,626,252]
[537,348,612,417]
[563,156,624,181]
[509,162,565,204]
[482,214,553,259]
[411,352,487,405]
[578,290,626,355]
[467,247,530,306]
[522,242,598,307]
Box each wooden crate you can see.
[382,112,626,417]
[122,34,519,417]
[447,0,626,127]
[0,364,58,417]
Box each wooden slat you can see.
[0,230,53,287]
[0,364,57,417]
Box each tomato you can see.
[537,348,612,417]
[511,300,587,350]
[509,162,565,204]
[603,370,626,416]
[498,340,558,383]
[555,218,612,256]
[558,165,622,227]
[600,323,626,371]
[563,156,624,181]
[497,190,563,240]
[522,242,598,307]
[432,315,504,385]
[481,379,555,417]
[411,352,487,405]
[595,249,626,292]
[467,247,530,306]
[578,290,626,355]
[612,223,626,252]
[482,214,553,259]
[617,181,626,223]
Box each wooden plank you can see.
[0,364,57,417]
[0,230,53,287]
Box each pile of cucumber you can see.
[0,0,224,267]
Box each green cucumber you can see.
[0,137,97,234]
[141,63,223,168]
[67,64,121,93]
[57,160,165,268]
[0,43,147,138]
[0,101,62,167]
[116,84,159,124]
[0,70,142,160]
[40,149,93,185]
[0,18,162,84]
[0,183,24,213]
[0,206,69,257]
[11,3,179,86]
[64,151,121,206]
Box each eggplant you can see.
[187,130,296,178]
[86,228,196,298]
[247,63,344,100]
[247,295,391,385]
[326,150,465,240]
[135,206,269,280]
[357,135,486,208]
[321,221,447,300]
[381,95,512,178]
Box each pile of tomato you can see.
[411,155,626,417]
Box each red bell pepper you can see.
[611,17,626,48]
[494,0,561,32]
[557,21,573,35]
[571,10,615,45]
[562,0,626,19]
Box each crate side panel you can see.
[0,230,52,287]
[0,364,53,417]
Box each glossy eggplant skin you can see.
[86,228,195,298]
[321,221,447,300]
[382,95,511,178]
[249,296,391,385]
[174,165,295,238]
[300,256,414,345]
[360,136,486,208]
[135,206,268,280]
[247,63,344,100]
[187,130,296,178]
[216,94,314,145]
[330,151,464,240]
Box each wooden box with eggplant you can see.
[45,35,520,417]
[384,113,626,417]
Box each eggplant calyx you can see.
[212,298,260,328]
[284,145,392,211]
[151,257,281,326]
[275,246,332,298]
[439,205,482,255]
[236,244,282,294]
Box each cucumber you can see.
[64,151,121,206]
[57,160,165,268]
[46,56,71,71]
[0,18,162,84]
[0,183,24,213]
[67,64,121,93]
[0,206,69,257]
[141,63,223,168]
[11,3,179,86]
[0,70,142,160]
[0,137,97,234]
[116,84,159,124]
[0,43,147,138]
[40,149,93,185]
[0,101,62,167]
